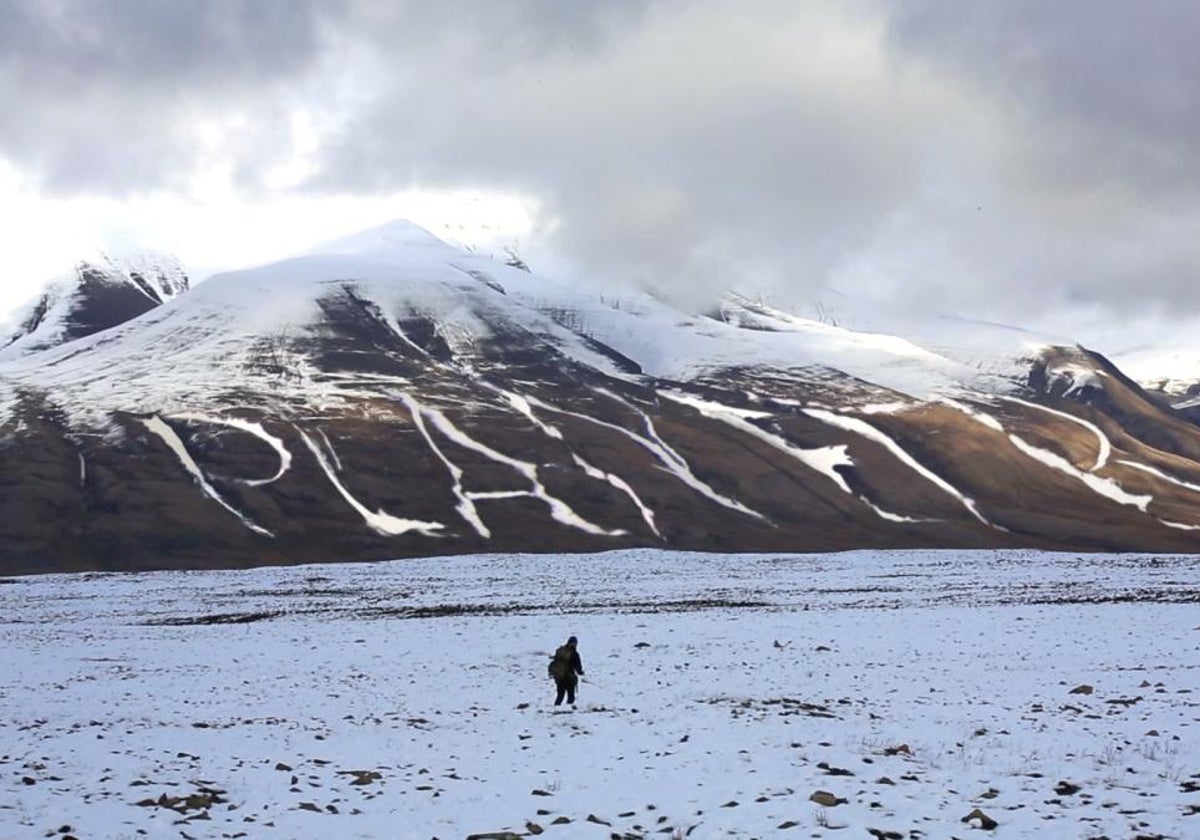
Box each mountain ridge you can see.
[1,250,188,359]
[4,220,1200,573]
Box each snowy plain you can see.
[2,549,1199,840]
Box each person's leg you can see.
[566,681,576,705]
[554,682,566,706]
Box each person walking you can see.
[548,635,584,706]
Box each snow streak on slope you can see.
[403,393,626,538]
[936,397,1005,432]
[1109,461,1200,531]
[571,453,661,538]
[298,428,444,537]
[803,408,999,529]
[483,386,657,536]
[399,393,489,538]
[660,391,930,523]
[173,413,293,487]
[660,391,841,473]
[488,386,564,440]
[1007,436,1152,512]
[1118,459,1200,495]
[1002,395,1111,470]
[525,390,768,522]
[140,416,273,537]
[1044,362,1105,396]
[939,397,1163,521]
[1159,519,1200,531]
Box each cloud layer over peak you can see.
[2,0,1198,341]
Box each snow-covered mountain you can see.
[0,250,188,359]
[4,220,1200,573]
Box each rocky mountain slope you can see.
[3,221,1200,573]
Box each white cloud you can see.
[1,0,1198,363]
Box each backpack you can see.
[548,644,573,681]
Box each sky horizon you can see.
[2,1,1198,373]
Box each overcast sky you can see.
[2,0,1198,359]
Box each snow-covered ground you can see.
[2,549,1198,840]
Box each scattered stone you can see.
[338,769,383,786]
[551,816,571,825]
[586,814,611,825]
[777,819,800,829]
[875,777,895,786]
[810,790,847,807]
[817,762,854,776]
[1069,684,1094,695]
[297,802,321,813]
[134,789,225,814]
[961,808,998,830]
[1106,696,1143,707]
[531,789,554,797]
[525,822,544,834]
[883,744,911,756]
[1054,781,1081,796]
[274,762,293,772]
[867,830,904,840]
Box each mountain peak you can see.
[1,250,188,358]
[304,219,453,261]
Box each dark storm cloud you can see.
[0,0,334,191]
[309,0,1200,322]
[0,0,647,191]
[890,0,1200,193]
[3,0,1199,329]
[315,1,934,307]
[884,0,1200,319]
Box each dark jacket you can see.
[549,643,584,684]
